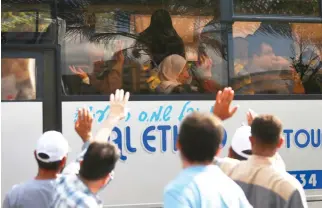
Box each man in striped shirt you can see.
[218,114,308,208]
[51,89,130,208]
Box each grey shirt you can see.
[2,142,89,208]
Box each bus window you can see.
[1,1,55,44]
[59,0,227,95]
[233,0,320,16]
[231,22,322,94]
[1,11,52,33]
[1,58,37,100]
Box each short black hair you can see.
[178,112,223,163]
[229,147,250,161]
[251,114,282,147]
[35,153,62,171]
[80,142,120,181]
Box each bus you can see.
[1,0,322,207]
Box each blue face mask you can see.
[99,171,114,192]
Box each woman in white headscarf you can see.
[157,54,197,94]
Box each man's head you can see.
[34,131,69,173]
[79,142,120,191]
[250,114,284,156]
[228,125,252,161]
[177,112,223,164]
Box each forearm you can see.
[92,115,120,143]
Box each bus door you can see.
[1,47,60,199]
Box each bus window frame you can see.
[61,13,322,101]
[2,0,322,101]
[1,44,62,132]
[231,0,322,18]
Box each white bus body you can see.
[2,100,322,207]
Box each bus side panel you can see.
[1,102,43,199]
[62,100,322,206]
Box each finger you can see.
[119,89,124,102]
[124,91,130,103]
[85,107,91,122]
[88,109,93,123]
[110,93,115,104]
[69,66,77,73]
[216,90,222,103]
[78,108,83,121]
[227,89,235,105]
[221,88,230,103]
[115,89,120,102]
[229,105,239,117]
[78,68,86,74]
[76,108,82,125]
[82,108,86,121]
[247,112,251,124]
[85,107,89,122]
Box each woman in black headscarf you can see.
[135,9,186,67]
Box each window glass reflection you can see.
[232,22,322,94]
[234,0,319,16]
[1,58,37,100]
[60,0,228,95]
[1,1,55,44]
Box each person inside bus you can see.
[134,9,186,67]
[156,54,198,94]
[69,42,124,95]
[194,51,222,93]
[235,37,304,94]
[195,0,228,90]
[1,58,36,100]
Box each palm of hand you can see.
[109,89,130,120]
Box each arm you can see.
[62,89,130,174]
[93,89,130,143]
[285,190,308,208]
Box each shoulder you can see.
[5,180,40,197]
[78,196,102,208]
[214,157,241,174]
[163,169,198,201]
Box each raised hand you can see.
[247,109,258,126]
[109,89,130,120]
[213,87,238,121]
[93,89,130,143]
[69,65,88,79]
[75,107,93,143]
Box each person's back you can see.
[163,111,252,208]
[3,179,55,208]
[223,156,306,208]
[165,164,251,208]
[220,115,307,208]
[2,131,69,208]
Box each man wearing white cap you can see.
[2,131,70,208]
[215,113,286,172]
[2,89,130,208]
[228,125,253,161]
